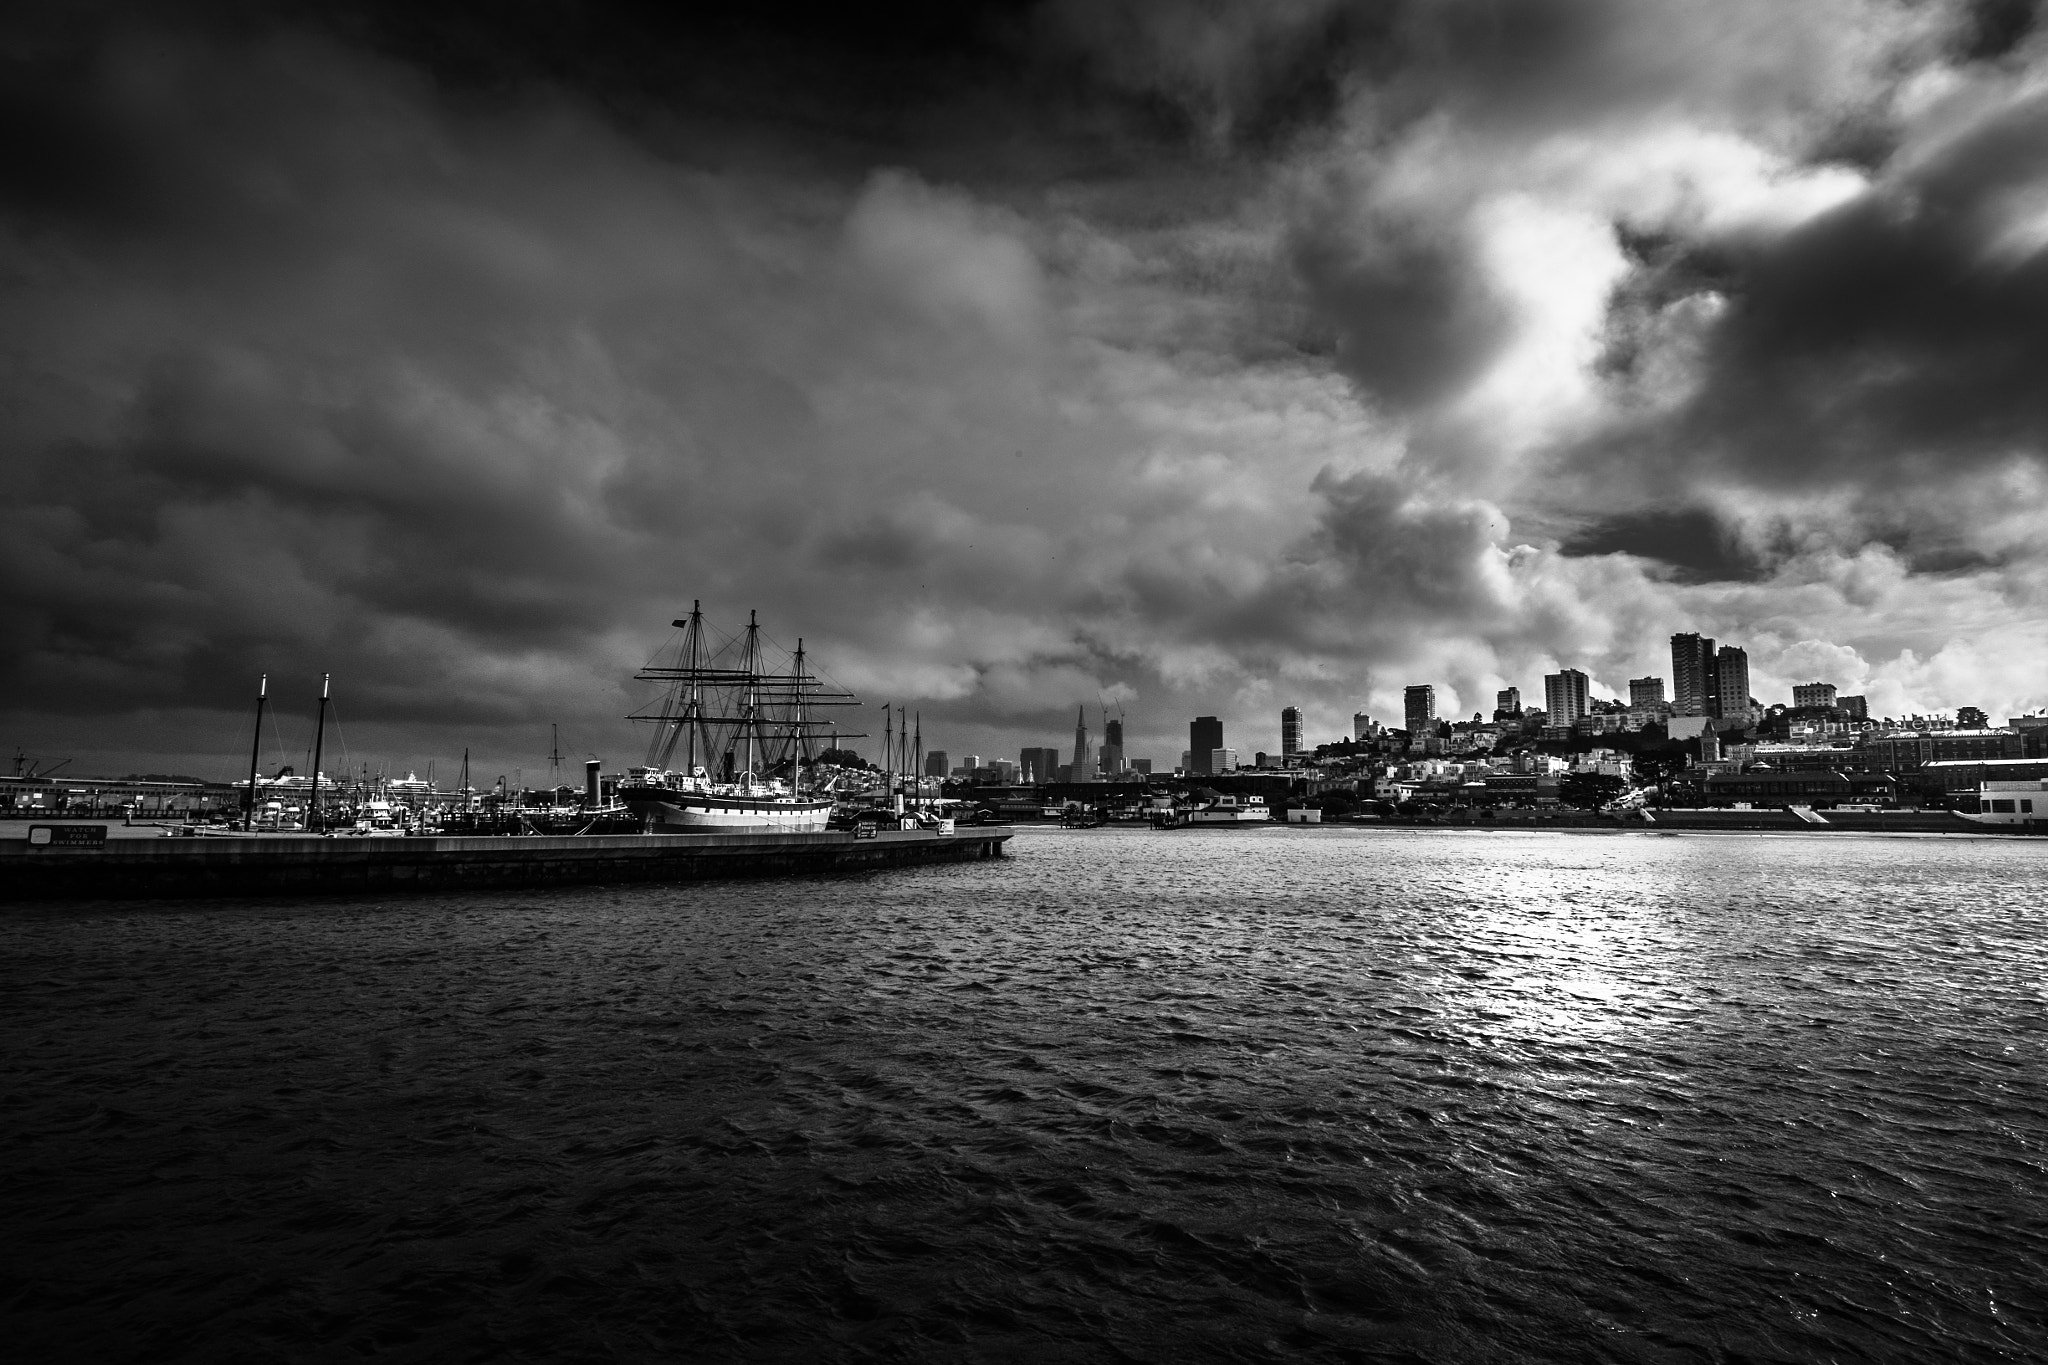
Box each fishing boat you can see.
[617,605,862,832]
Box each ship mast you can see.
[792,638,807,792]
[308,673,330,833]
[243,673,267,831]
[630,604,863,786]
[743,609,762,784]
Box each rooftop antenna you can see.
[243,673,267,831]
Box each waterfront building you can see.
[1281,706,1302,758]
[924,750,949,778]
[1494,687,1521,721]
[1404,685,1436,747]
[1671,633,1718,717]
[1629,676,1666,709]
[1544,669,1590,728]
[1793,682,1838,710]
[1189,716,1223,774]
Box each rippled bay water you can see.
[4,827,2045,1362]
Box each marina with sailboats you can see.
[2,606,1009,898]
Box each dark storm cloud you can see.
[1562,509,1767,584]
[1637,93,2048,483]
[9,0,2048,776]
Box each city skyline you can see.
[10,2,2048,783]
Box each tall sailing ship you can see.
[618,604,862,832]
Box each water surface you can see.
[4,828,2043,1361]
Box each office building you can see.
[1130,759,1152,775]
[923,751,949,778]
[1210,748,1238,773]
[1629,677,1666,709]
[1018,747,1062,784]
[1100,717,1125,775]
[1281,706,1302,757]
[1671,633,1718,717]
[1494,687,1521,720]
[1715,647,1751,722]
[1404,685,1436,738]
[1793,682,1838,710]
[1189,716,1223,774]
[1353,711,1373,739]
[1070,708,1091,780]
[1544,669,1590,727]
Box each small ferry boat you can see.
[1151,791,1272,827]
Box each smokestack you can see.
[585,759,601,807]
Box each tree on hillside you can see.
[1559,772,1627,809]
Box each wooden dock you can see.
[0,825,1011,899]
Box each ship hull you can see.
[621,788,834,832]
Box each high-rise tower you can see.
[1071,706,1091,780]
[1544,669,1590,727]
[1404,685,1436,741]
[1715,647,1751,723]
[1671,633,1718,717]
[1280,706,1302,758]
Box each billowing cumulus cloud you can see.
[4,0,2048,781]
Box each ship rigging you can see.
[620,604,865,831]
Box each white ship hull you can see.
[623,788,834,832]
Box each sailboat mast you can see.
[243,673,267,831]
[308,673,330,833]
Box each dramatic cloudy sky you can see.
[7,0,2048,780]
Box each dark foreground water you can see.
[3,829,2044,1362]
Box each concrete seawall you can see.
[0,826,1011,900]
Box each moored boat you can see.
[617,604,862,832]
